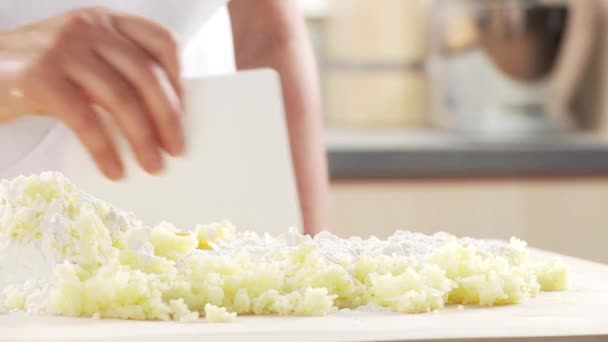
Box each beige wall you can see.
[328,178,608,263]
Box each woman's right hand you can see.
[0,7,185,179]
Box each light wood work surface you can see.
[2,251,607,342]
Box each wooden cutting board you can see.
[2,250,607,342]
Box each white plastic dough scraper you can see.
[60,69,302,234]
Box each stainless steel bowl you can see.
[474,0,567,82]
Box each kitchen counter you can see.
[327,129,608,178]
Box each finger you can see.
[94,33,184,156]
[62,50,165,174]
[45,78,124,180]
[112,14,183,100]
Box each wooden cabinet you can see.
[325,70,427,127]
[325,0,427,62]
[319,0,429,127]
[328,178,608,263]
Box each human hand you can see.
[0,7,185,179]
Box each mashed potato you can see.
[0,173,569,321]
[204,304,236,323]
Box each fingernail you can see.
[169,115,186,156]
[106,162,124,180]
[146,150,164,174]
[172,132,185,156]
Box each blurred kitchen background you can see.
[297,0,608,263]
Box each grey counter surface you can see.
[326,129,608,178]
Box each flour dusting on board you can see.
[0,173,569,321]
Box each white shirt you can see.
[0,0,235,178]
